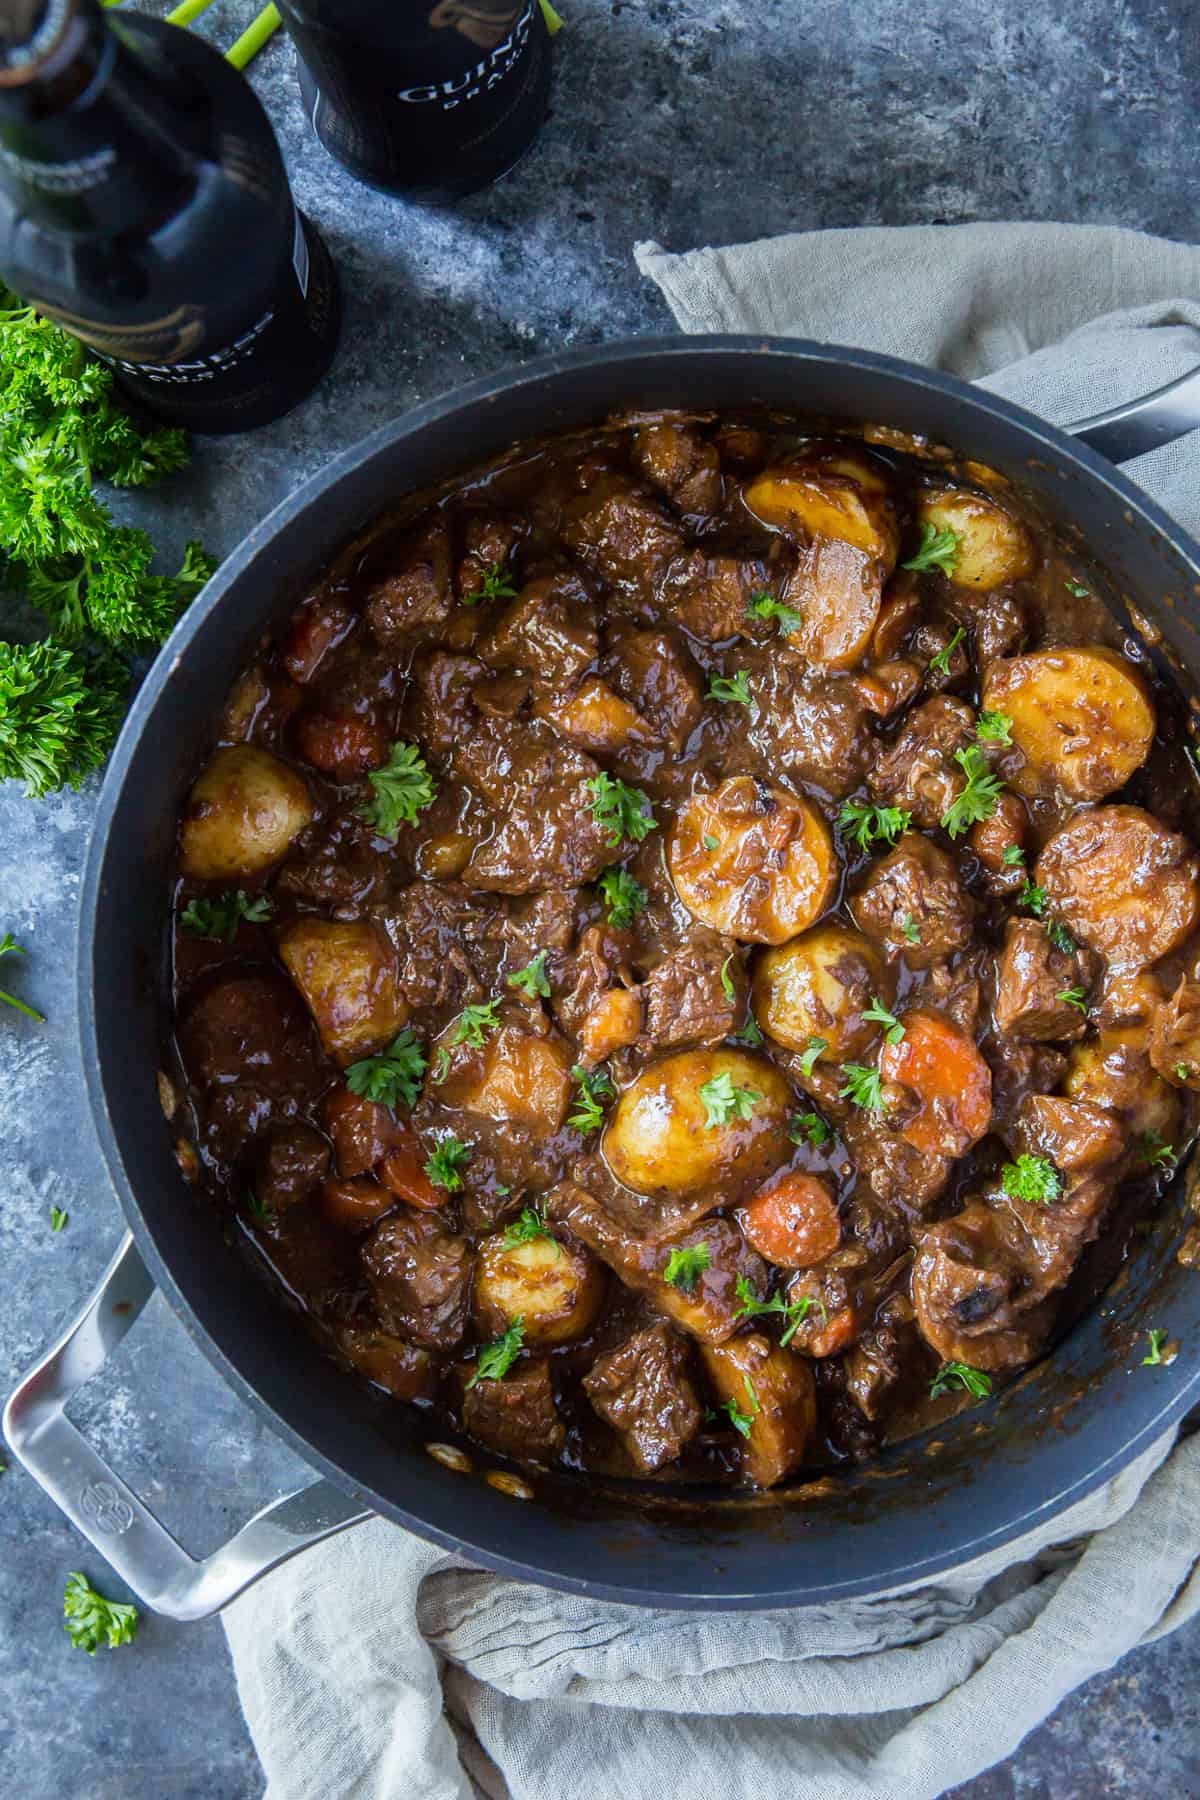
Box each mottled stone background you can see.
[2,1,1197,1793]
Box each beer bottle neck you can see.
[0,0,198,236]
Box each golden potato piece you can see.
[1063,1028,1180,1146]
[1035,806,1200,969]
[603,1047,792,1201]
[752,923,892,1057]
[437,1024,574,1134]
[540,677,652,753]
[669,775,836,946]
[779,537,882,669]
[277,918,407,1066]
[701,1332,816,1487]
[742,460,898,564]
[983,648,1154,802]
[916,488,1036,589]
[473,1229,605,1345]
[179,745,312,881]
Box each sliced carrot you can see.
[320,1177,396,1232]
[878,1008,992,1157]
[378,1146,444,1211]
[805,1305,860,1358]
[738,1172,841,1269]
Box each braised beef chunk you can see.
[171,407,1200,1492]
[583,1322,702,1473]
[461,1358,565,1463]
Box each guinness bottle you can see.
[275,1,552,202]
[0,0,341,434]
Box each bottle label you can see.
[398,0,534,107]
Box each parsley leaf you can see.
[1065,579,1090,598]
[462,560,518,606]
[707,669,753,706]
[0,640,128,799]
[839,1063,886,1112]
[1019,881,1048,916]
[734,1012,765,1048]
[345,1028,428,1111]
[50,1206,68,1232]
[723,1375,760,1438]
[789,1110,831,1148]
[467,1317,524,1387]
[927,625,966,677]
[976,710,1013,745]
[838,800,911,851]
[1141,1131,1176,1171]
[357,741,436,840]
[702,833,721,851]
[588,772,656,847]
[569,1062,614,1133]
[180,889,272,943]
[903,522,962,577]
[0,931,44,1021]
[940,745,1004,838]
[598,866,648,929]
[1046,919,1077,955]
[929,1362,992,1400]
[245,1190,274,1225]
[863,997,905,1045]
[901,913,922,944]
[720,953,738,1003]
[63,1572,139,1654]
[746,590,802,635]
[798,1036,827,1078]
[1002,1153,1061,1205]
[425,1136,472,1192]
[663,1243,711,1293]
[502,1206,558,1251]
[1056,986,1088,1014]
[450,1001,502,1049]
[1142,1328,1170,1366]
[507,950,551,999]
[733,1274,819,1347]
[1002,844,1026,867]
[1175,1061,1191,1083]
[699,1071,761,1128]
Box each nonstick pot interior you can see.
[81,338,1200,1608]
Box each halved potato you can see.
[779,537,882,669]
[669,775,836,945]
[742,457,898,564]
[179,745,312,880]
[437,1024,574,1134]
[473,1229,605,1344]
[277,918,407,1065]
[983,647,1154,802]
[701,1332,816,1487]
[1063,1028,1180,1145]
[603,1047,792,1200]
[1035,806,1200,968]
[916,488,1035,589]
[752,923,892,1057]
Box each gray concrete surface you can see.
[2,0,1198,1793]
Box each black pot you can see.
[10,337,1200,1616]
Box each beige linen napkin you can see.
[225,221,1200,1800]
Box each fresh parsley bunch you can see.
[1,281,213,796]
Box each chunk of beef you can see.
[381,880,492,1011]
[869,696,976,831]
[1006,1092,1126,1180]
[178,972,325,1095]
[602,622,703,753]
[783,1240,911,1360]
[1035,806,1200,969]
[909,614,971,691]
[955,585,1031,665]
[254,1123,330,1213]
[477,571,599,689]
[278,594,356,685]
[852,658,923,719]
[362,1211,472,1350]
[986,1036,1067,1136]
[631,422,722,516]
[912,1203,1053,1371]
[993,919,1096,1041]
[559,477,684,595]
[840,1108,951,1217]
[850,833,975,967]
[747,665,871,799]
[552,923,633,1043]
[461,741,616,894]
[922,947,989,1035]
[1148,976,1200,1085]
[969,790,1028,896]
[461,1357,565,1463]
[455,511,525,601]
[363,520,453,644]
[661,549,767,640]
[583,1321,702,1473]
[843,1293,923,1422]
[641,936,741,1049]
[408,650,512,804]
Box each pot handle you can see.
[2,1233,371,1621]
[1066,362,1200,462]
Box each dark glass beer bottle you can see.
[275,1,552,202]
[0,0,341,434]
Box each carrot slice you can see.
[378,1146,444,1211]
[878,1008,992,1157]
[320,1177,396,1232]
[738,1172,841,1269]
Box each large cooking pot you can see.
[9,337,1200,1620]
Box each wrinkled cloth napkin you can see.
[225,221,1200,1800]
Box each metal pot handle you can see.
[1066,362,1200,462]
[2,1234,371,1621]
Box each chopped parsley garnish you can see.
[1142,1328,1170,1366]
[1175,1062,1191,1083]
[838,800,911,851]
[467,1318,524,1387]
[345,1028,428,1111]
[903,522,962,577]
[707,669,753,707]
[723,1374,760,1438]
[588,772,656,847]
[790,1110,831,1149]
[1019,881,1047,916]
[63,1572,140,1655]
[450,1000,502,1049]
[940,745,1004,838]
[1002,844,1026,867]
[1056,986,1088,1014]
[1065,579,1090,598]
[746,589,802,635]
[569,1063,614,1134]
[927,625,966,677]
[0,933,44,1021]
[1141,1131,1176,1171]
[180,889,272,942]
[901,913,922,944]
[597,865,648,928]
[798,1036,828,1079]
[1001,1153,1061,1206]
[357,741,436,840]
[863,997,905,1045]
[507,950,551,999]
[1046,919,1077,955]
[733,1275,821,1347]
[734,1012,765,1048]
[929,1362,993,1400]
[502,1206,558,1251]
[702,833,721,852]
[425,1135,472,1192]
[976,710,1013,745]
[50,1206,68,1232]
[839,1062,886,1112]
[663,1243,711,1293]
[462,559,518,606]
[720,953,737,1003]
[699,1071,761,1128]
[245,1190,273,1225]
